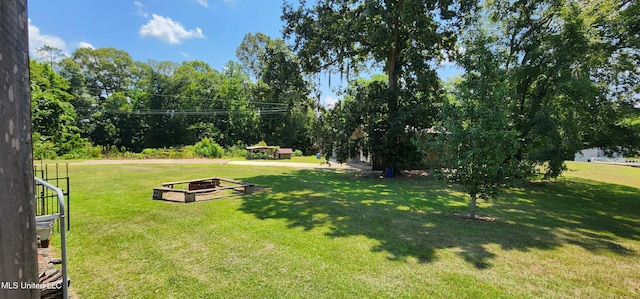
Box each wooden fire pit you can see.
[152,177,255,203]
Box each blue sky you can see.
[28,0,461,107]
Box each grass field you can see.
[227,155,327,164]
[57,161,640,298]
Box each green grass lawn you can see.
[227,155,327,164]
[59,162,640,298]
[564,161,640,189]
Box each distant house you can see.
[574,148,601,162]
[276,148,293,159]
[336,126,440,169]
[574,147,625,162]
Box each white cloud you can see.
[181,51,191,58]
[78,42,94,49]
[28,19,67,56]
[322,95,339,108]
[134,1,149,17]
[197,0,209,8]
[139,14,205,44]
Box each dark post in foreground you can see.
[0,0,39,298]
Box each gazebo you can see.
[246,146,278,160]
[246,146,295,160]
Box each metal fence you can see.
[591,157,640,168]
[34,162,70,231]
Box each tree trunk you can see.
[469,193,477,219]
[0,1,39,298]
[384,8,402,171]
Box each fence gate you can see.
[34,162,71,231]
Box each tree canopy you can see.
[30,59,85,159]
[36,40,318,157]
[412,0,640,217]
[423,31,524,219]
[469,0,640,178]
[283,0,477,170]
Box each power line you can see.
[79,87,292,107]
[76,108,289,116]
[71,87,312,116]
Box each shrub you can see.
[60,142,101,159]
[33,133,57,160]
[226,145,248,158]
[141,148,158,157]
[88,144,103,158]
[100,145,128,159]
[194,138,224,158]
[182,146,197,158]
[293,149,303,157]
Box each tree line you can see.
[31,33,317,159]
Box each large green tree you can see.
[58,56,91,124]
[30,59,86,158]
[237,32,315,152]
[157,60,224,146]
[593,0,640,151]
[62,47,141,149]
[71,47,135,101]
[282,0,476,169]
[236,32,284,79]
[134,60,179,149]
[219,60,261,147]
[481,0,640,178]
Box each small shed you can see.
[277,148,294,159]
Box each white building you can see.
[574,147,625,162]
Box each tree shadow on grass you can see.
[498,180,639,255]
[238,170,639,268]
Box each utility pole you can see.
[0,0,39,298]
